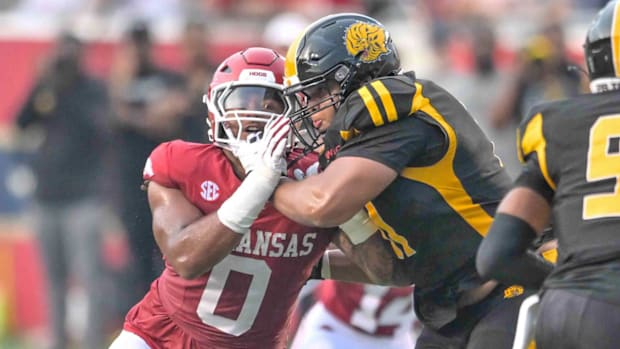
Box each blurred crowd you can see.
[0,0,607,348]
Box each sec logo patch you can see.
[200,180,220,201]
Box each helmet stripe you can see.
[614,1,620,77]
[284,28,308,86]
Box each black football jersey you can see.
[321,72,513,311]
[517,90,620,303]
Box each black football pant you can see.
[536,288,620,349]
[415,285,535,349]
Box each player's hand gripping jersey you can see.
[517,91,620,305]
[320,72,514,329]
[125,141,334,349]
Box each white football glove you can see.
[256,115,289,175]
[218,116,291,234]
[233,133,262,175]
[234,116,289,175]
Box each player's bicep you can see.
[148,181,203,253]
[324,118,432,213]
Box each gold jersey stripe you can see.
[613,1,620,77]
[542,248,558,264]
[365,202,415,259]
[370,80,398,122]
[358,86,384,126]
[402,83,494,237]
[520,113,556,190]
[377,229,405,260]
[340,128,360,141]
[410,84,426,115]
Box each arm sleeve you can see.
[476,213,554,289]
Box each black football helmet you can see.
[584,0,620,92]
[284,13,401,151]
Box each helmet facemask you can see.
[285,64,355,151]
[205,81,292,152]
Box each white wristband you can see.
[217,165,280,234]
[320,252,331,279]
[339,209,379,245]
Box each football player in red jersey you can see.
[291,280,419,349]
[108,47,379,349]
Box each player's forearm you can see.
[273,179,324,226]
[274,157,397,227]
[160,214,243,279]
[477,188,553,288]
[323,249,378,284]
[273,178,357,227]
[476,213,553,289]
[333,232,412,286]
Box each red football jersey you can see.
[125,141,334,349]
[317,280,415,336]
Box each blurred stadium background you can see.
[0,0,606,348]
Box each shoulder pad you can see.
[335,74,417,139]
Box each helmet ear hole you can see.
[334,65,350,83]
[585,40,614,80]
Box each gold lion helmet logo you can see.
[344,22,390,63]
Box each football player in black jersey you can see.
[265,13,552,349]
[476,2,620,348]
